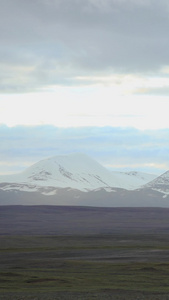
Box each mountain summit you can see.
[0,153,156,194]
[2,153,169,207]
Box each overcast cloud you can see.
[1,0,169,92]
[1,1,169,175]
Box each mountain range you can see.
[0,153,169,207]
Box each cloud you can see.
[0,125,169,174]
[1,0,169,92]
[134,87,169,96]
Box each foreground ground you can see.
[1,206,169,299]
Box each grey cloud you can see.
[1,0,169,92]
[0,125,169,174]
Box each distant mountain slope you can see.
[0,153,156,194]
[143,170,169,195]
[0,187,169,207]
[112,170,156,190]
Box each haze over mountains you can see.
[0,153,169,207]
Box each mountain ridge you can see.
[142,170,169,196]
[0,153,156,194]
[1,153,169,207]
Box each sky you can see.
[1,0,169,175]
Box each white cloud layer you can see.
[0,86,169,129]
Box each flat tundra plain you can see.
[1,206,169,299]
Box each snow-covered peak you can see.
[24,153,107,177]
[20,153,123,191]
[144,170,169,187]
[142,170,169,195]
[0,153,157,193]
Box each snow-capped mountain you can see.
[0,153,156,194]
[143,170,169,196]
[2,153,166,207]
